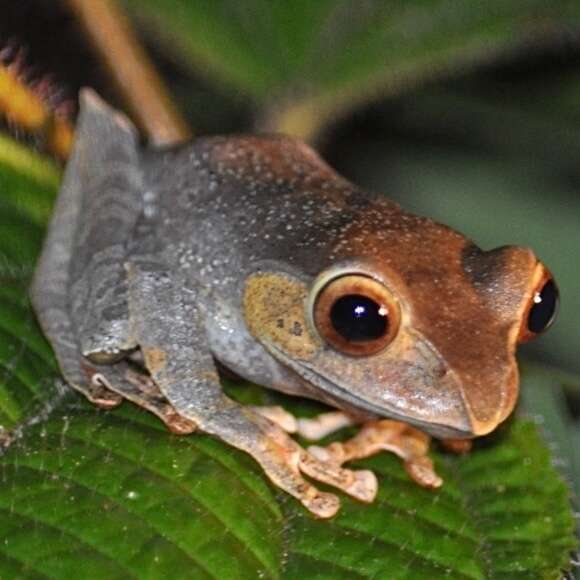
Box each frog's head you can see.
[243,207,558,439]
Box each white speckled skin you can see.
[138,136,376,399]
[138,133,543,439]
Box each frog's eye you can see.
[313,275,400,356]
[518,269,559,343]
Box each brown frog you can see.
[32,90,558,518]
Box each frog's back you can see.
[142,135,400,281]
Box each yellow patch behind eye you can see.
[243,273,318,361]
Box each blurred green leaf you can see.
[122,0,580,137]
[0,133,576,577]
[0,404,284,579]
[519,361,580,501]
[0,136,60,432]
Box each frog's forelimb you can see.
[126,262,377,517]
[30,90,138,409]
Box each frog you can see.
[31,89,559,518]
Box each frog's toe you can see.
[299,451,378,503]
[87,388,123,409]
[348,470,378,503]
[441,438,472,454]
[162,408,198,435]
[268,469,341,518]
[81,363,124,408]
[301,490,341,519]
[307,442,347,464]
[405,456,443,489]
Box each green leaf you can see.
[0,135,575,577]
[520,362,580,501]
[0,403,284,579]
[0,136,60,433]
[121,0,580,137]
[0,401,575,578]
[283,421,575,579]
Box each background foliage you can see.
[0,1,579,577]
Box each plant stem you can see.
[65,0,191,145]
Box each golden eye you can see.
[313,275,400,356]
[518,268,559,343]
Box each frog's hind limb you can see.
[31,90,179,420]
[64,89,143,365]
[30,89,143,408]
[257,410,441,489]
[126,262,377,518]
[90,363,197,434]
[309,420,443,489]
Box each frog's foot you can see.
[229,409,377,511]
[308,419,443,489]
[79,360,123,409]
[245,413,377,516]
[125,263,376,518]
[90,364,197,435]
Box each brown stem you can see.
[65,0,191,145]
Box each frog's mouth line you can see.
[264,341,472,439]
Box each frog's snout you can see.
[372,348,520,440]
[457,363,519,437]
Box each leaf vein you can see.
[0,463,221,580]
[37,427,280,578]
[0,505,138,579]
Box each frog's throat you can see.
[264,341,476,440]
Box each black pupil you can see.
[330,294,388,342]
[528,279,559,334]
